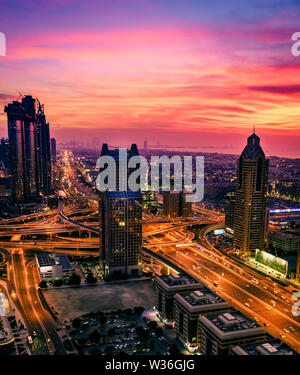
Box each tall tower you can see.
[98,144,142,277]
[4,95,52,201]
[50,138,57,162]
[233,131,269,257]
[36,100,52,196]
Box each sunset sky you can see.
[0,0,299,157]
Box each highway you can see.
[0,148,298,355]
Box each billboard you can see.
[214,229,224,235]
[255,250,288,275]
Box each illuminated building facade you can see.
[154,273,202,325]
[100,191,142,276]
[174,288,231,350]
[233,132,269,256]
[4,95,52,201]
[199,310,266,355]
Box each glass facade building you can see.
[233,132,269,256]
[4,95,52,201]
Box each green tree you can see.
[53,279,63,287]
[148,321,158,330]
[72,318,81,329]
[69,273,81,286]
[89,330,101,344]
[86,273,97,284]
[133,306,145,316]
[155,327,163,337]
[104,345,114,354]
[39,280,47,289]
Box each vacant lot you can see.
[43,280,155,321]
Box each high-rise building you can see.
[98,143,139,191]
[50,138,57,163]
[162,191,192,218]
[99,191,143,276]
[98,144,142,276]
[36,100,52,196]
[143,139,148,150]
[4,95,52,201]
[233,131,269,256]
[0,138,10,169]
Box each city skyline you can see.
[0,1,300,157]
[0,1,299,361]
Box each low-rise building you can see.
[36,253,73,281]
[154,273,202,326]
[268,231,299,253]
[232,339,298,355]
[174,288,231,351]
[198,310,266,355]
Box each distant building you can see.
[143,139,148,150]
[0,137,10,170]
[4,95,52,201]
[174,288,231,350]
[225,200,235,233]
[233,131,269,256]
[36,253,73,281]
[50,138,57,162]
[162,191,192,218]
[100,191,143,277]
[154,273,202,325]
[199,310,267,355]
[232,339,298,355]
[268,231,299,253]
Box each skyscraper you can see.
[4,95,52,201]
[100,191,142,276]
[0,138,10,169]
[98,144,142,276]
[36,100,52,196]
[233,131,269,256]
[50,138,57,163]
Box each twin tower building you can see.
[5,95,52,202]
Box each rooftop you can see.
[158,273,200,287]
[232,339,298,355]
[202,310,261,333]
[241,133,265,160]
[36,253,73,270]
[179,288,227,307]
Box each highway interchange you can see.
[0,149,299,354]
